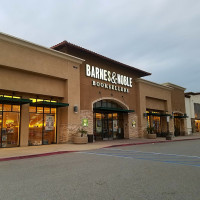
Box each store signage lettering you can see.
[86,64,132,93]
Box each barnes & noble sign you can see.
[86,64,132,93]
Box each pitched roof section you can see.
[162,82,186,91]
[51,40,151,77]
[185,92,200,96]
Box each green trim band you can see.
[144,112,172,117]
[0,97,31,104]
[30,101,69,108]
[94,107,134,113]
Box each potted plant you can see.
[73,128,88,144]
[166,132,173,140]
[147,126,157,139]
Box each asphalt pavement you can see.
[0,140,200,200]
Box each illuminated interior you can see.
[195,120,200,132]
[28,99,57,146]
[0,103,20,148]
[94,112,124,140]
[146,110,161,134]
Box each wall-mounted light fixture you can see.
[74,105,78,113]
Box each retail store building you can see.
[185,92,200,134]
[0,33,83,147]
[0,32,188,147]
[52,41,188,141]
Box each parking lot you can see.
[0,140,200,200]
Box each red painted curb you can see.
[0,150,77,162]
[104,137,200,148]
[1,137,200,162]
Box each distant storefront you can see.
[185,93,200,134]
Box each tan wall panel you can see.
[0,66,65,97]
[136,81,173,136]
[171,88,186,113]
[146,97,166,111]
[0,39,72,79]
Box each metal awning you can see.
[0,97,32,105]
[145,112,172,117]
[30,101,69,108]
[94,107,134,113]
[174,114,188,118]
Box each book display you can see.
[1,113,20,147]
[29,107,56,146]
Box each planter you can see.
[73,136,88,144]
[147,134,157,139]
[166,135,173,140]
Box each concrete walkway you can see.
[0,135,200,161]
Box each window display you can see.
[0,104,20,148]
[28,99,57,146]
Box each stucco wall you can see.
[136,79,173,137]
[0,33,83,145]
[185,94,200,134]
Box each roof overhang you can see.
[51,41,151,78]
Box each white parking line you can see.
[77,151,200,167]
[102,148,200,159]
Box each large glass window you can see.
[0,104,20,148]
[195,120,200,132]
[28,99,57,146]
[146,110,161,135]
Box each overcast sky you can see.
[1,0,200,92]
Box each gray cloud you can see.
[0,0,200,92]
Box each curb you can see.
[1,137,200,162]
[0,151,77,162]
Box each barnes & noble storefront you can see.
[0,95,69,148]
[93,100,134,140]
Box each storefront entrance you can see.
[174,113,187,136]
[94,112,124,140]
[93,100,127,140]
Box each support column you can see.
[20,103,29,147]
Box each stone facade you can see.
[59,124,68,143]
[127,113,139,139]
[80,110,93,135]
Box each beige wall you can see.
[0,33,83,146]
[0,66,65,97]
[136,79,173,137]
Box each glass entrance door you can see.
[174,118,181,136]
[94,112,124,140]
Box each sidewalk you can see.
[0,135,200,161]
